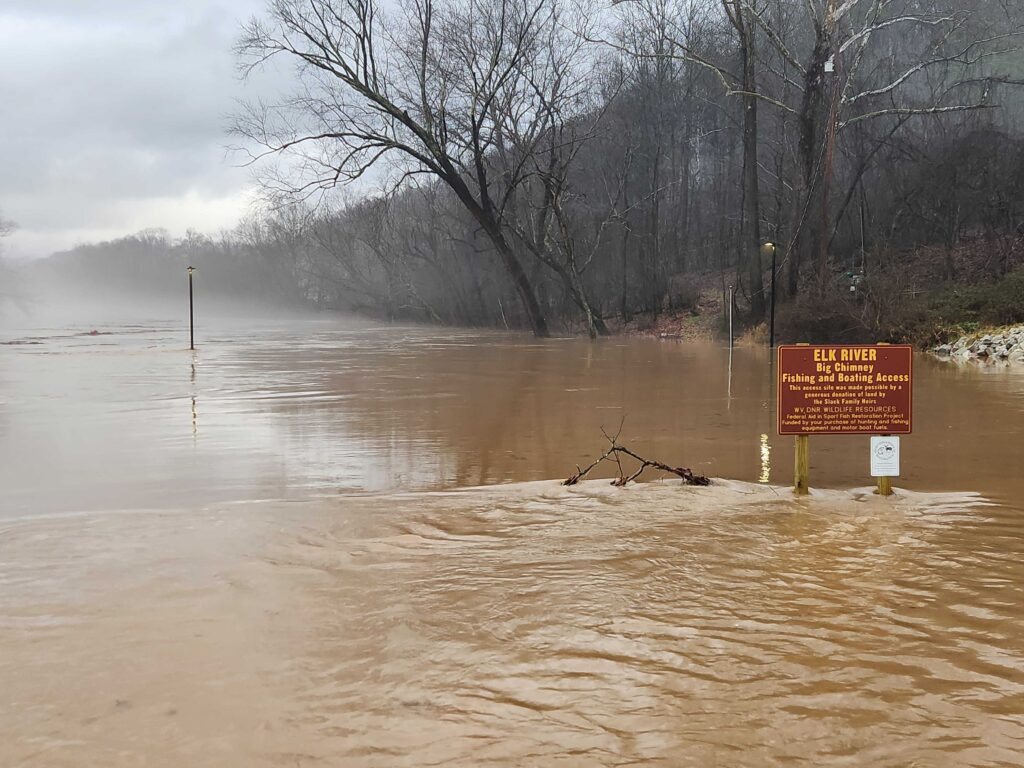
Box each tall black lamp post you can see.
[187,266,196,351]
[765,243,777,348]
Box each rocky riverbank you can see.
[933,325,1024,364]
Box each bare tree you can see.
[745,0,1022,292]
[236,0,607,337]
[606,0,770,317]
[724,0,766,317]
[607,0,1022,304]
[495,11,618,338]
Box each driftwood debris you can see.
[564,428,710,487]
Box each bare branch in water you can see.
[564,428,710,487]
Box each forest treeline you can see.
[10,0,1024,340]
[13,227,307,312]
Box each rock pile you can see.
[934,325,1024,364]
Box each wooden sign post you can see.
[877,475,893,497]
[777,344,913,495]
[870,435,901,497]
[794,434,810,496]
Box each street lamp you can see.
[763,242,778,348]
[187,266,196,351]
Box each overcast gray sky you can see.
[0,0,277,259]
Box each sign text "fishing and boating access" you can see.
[777,345,913,435]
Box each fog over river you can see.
[2,316,1024,766]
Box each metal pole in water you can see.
[728,284,733,350]
[187,266,195,351]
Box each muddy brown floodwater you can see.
[2,317,1024,766]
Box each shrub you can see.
[926,268,1024,332]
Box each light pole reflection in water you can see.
[759,433,772,483]
[727,284,734,406]
[191,352,198,441]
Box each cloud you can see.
[0,0,278,259]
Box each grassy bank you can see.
[776,269,1024,348]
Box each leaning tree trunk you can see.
[566,265,610,339]
[492,232,550,338]
[464,195,550,338]
[525,244,608,339]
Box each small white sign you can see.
[871,436,900,477]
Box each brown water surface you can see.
[1,318,1023,765]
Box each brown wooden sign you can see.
[778,344,913,435]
